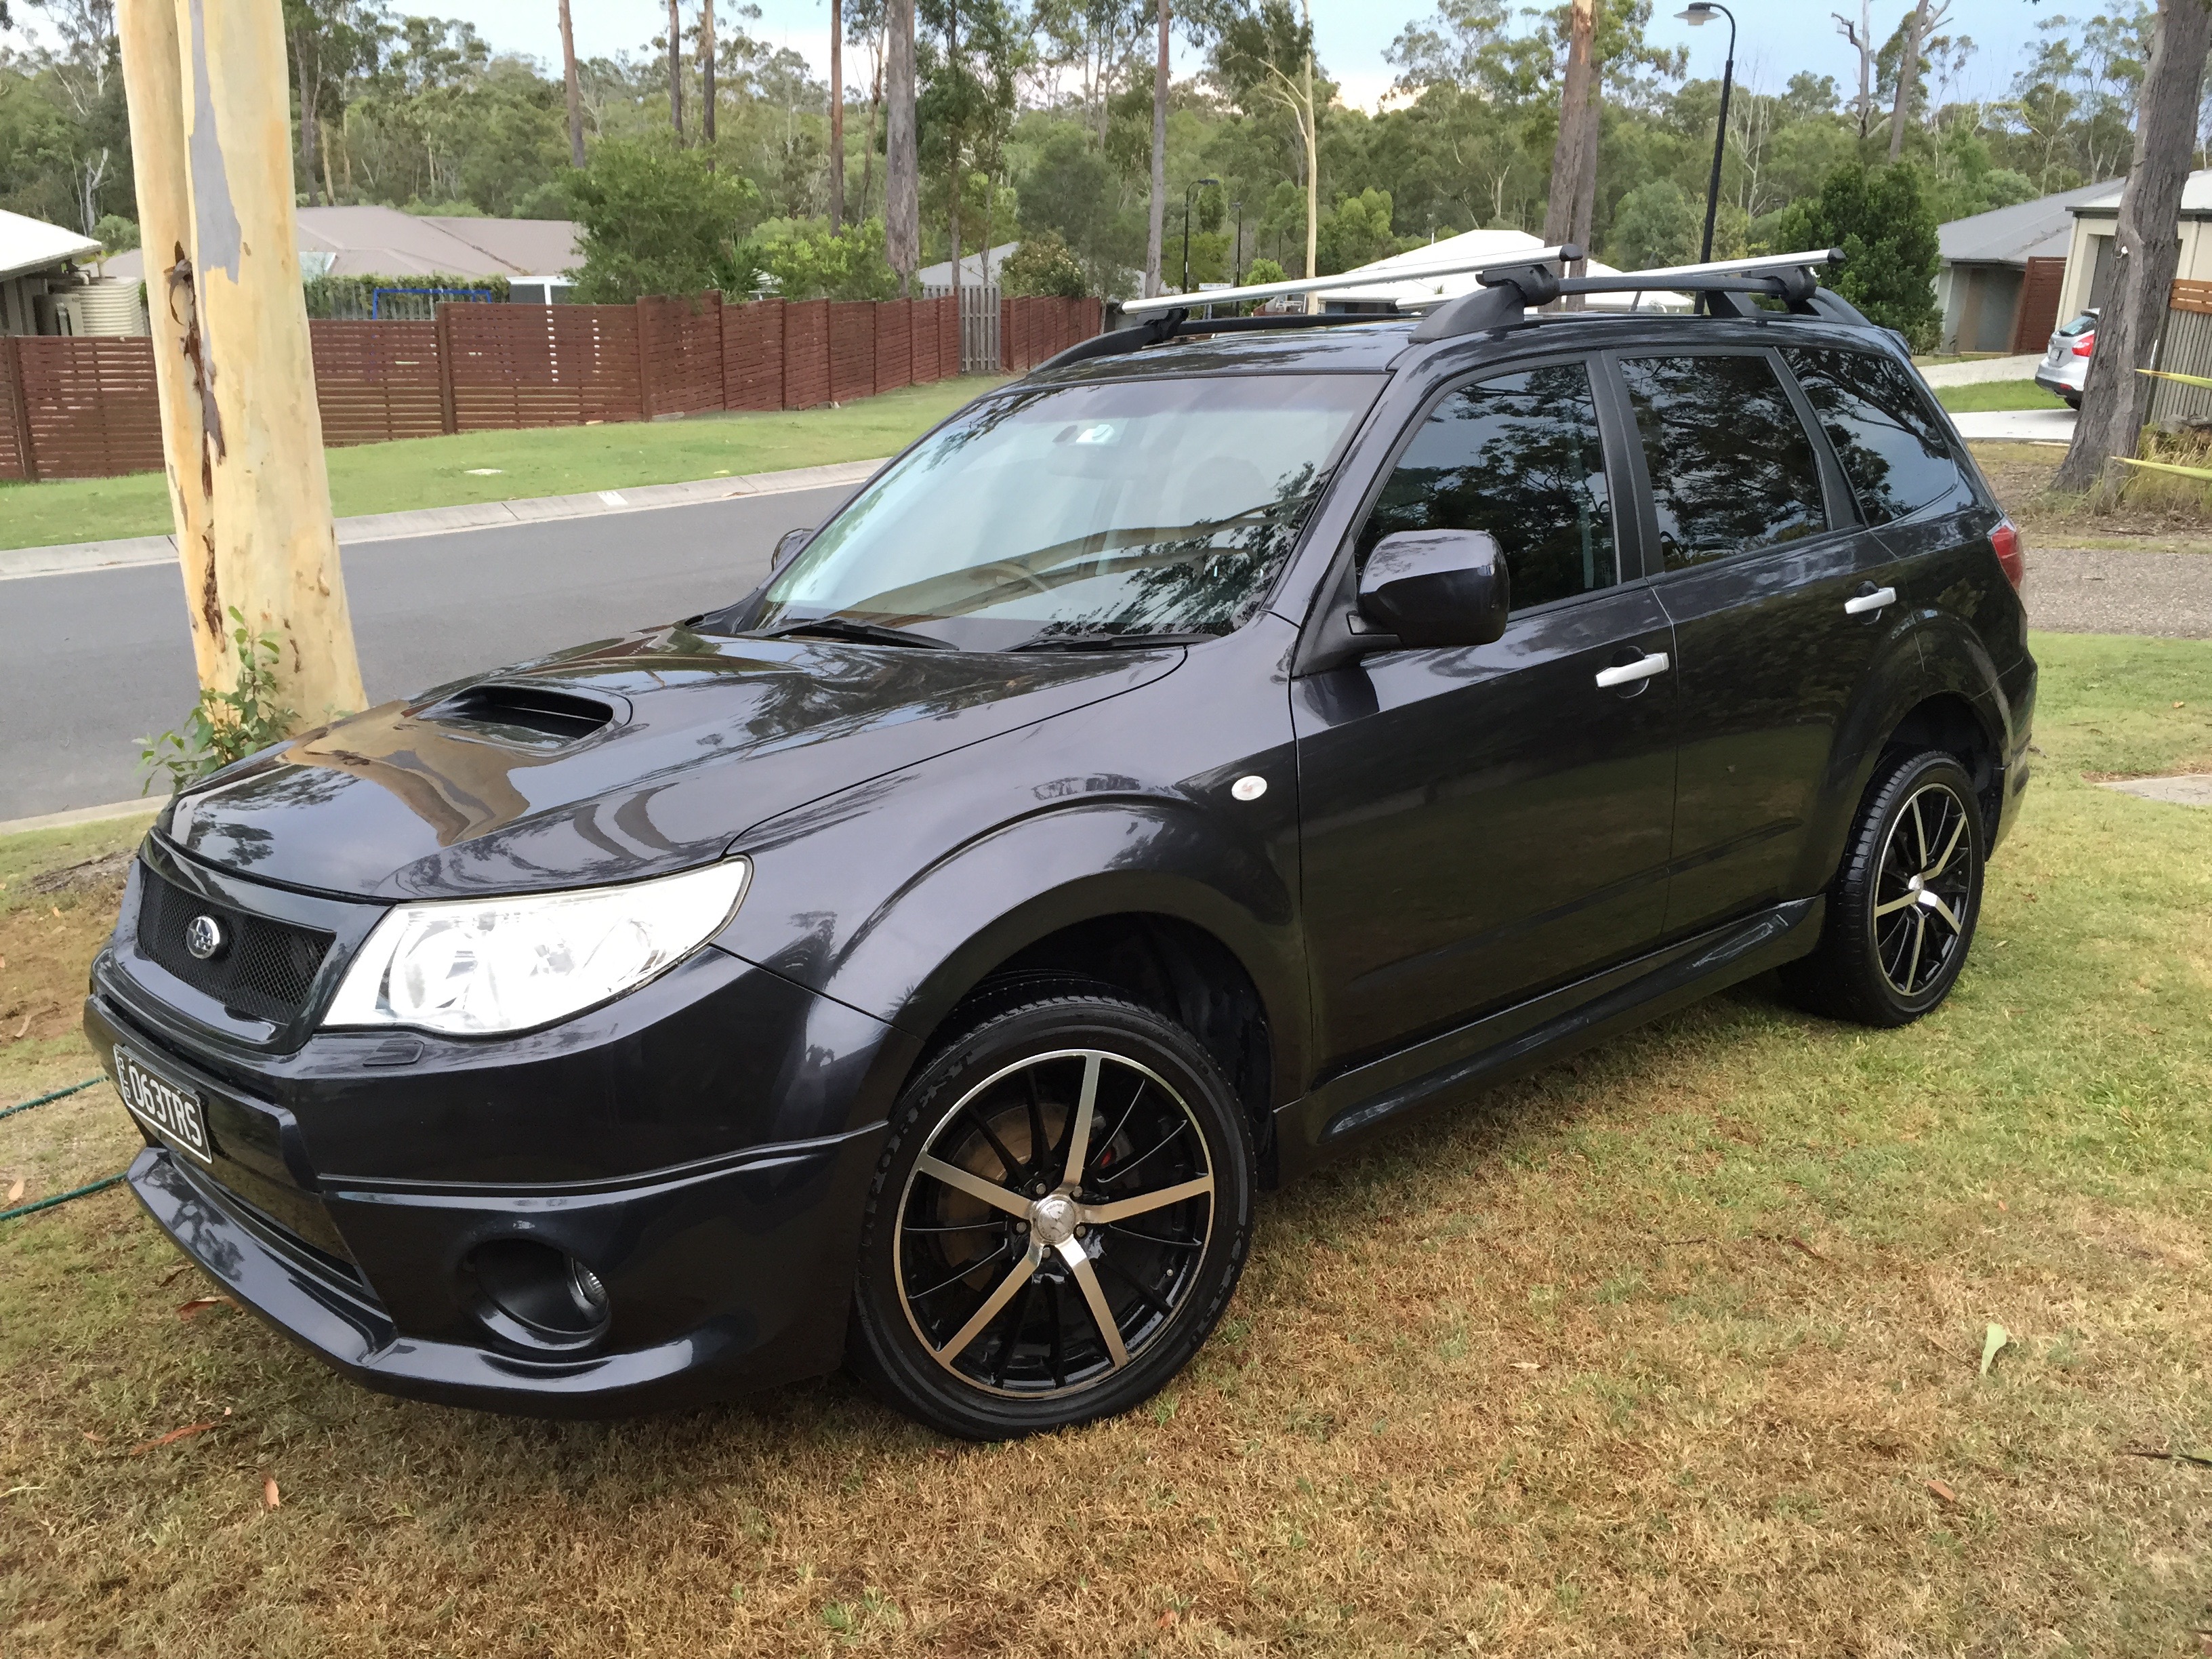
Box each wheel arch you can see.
[811,804,1309,1182]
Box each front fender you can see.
[711,619,1309,1111]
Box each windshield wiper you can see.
[1008,630,1220,653]
[760,616,955,650]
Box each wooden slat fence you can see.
[1000,297,1104,374]
[16,336,165,478]
[639,293,726,417]
[0,291,1092,480]
[2150,280,2212,427]
[444,303,645,431]
[312,321,445,448]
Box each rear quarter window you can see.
[1781,347,1961,526]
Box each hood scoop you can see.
[417,682,623,747]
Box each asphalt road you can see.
[0,485,848,823]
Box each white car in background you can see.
[2034,310,2097,407]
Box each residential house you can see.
[1936,181,2118,354]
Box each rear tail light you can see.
[1991,520,2024,591]
[2071,330,2096,357]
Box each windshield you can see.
[749,373,1380,650]
[2056,312,2097,336]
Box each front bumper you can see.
[121,1124,882,1416]
[85,870,907,1414]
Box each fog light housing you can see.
[469,1240,611,1351]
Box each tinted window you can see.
[1783,346,1961,525]
[1620,354,1828,569]
[1359,363,1617,611]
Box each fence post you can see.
[2,339,33,480]
[636,297,656,420]
[434,304,458,434]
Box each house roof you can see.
[102,206,580,283]
[918,242,1019,289]
[1940,180,2121,266]
[2071,167,2212,218]
[0,208,102,285]
[1315,228,1692,312]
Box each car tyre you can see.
[1782,748,1985,1028]
[848,989,1254,1439]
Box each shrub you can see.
[137,609,298,797]
[1771,162,1940,348]
[745,218,898,301]
[1000,232,1088,298]
[566,142,763,303]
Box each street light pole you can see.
[1678,3,1737,264]
[1232,199,1244,285]
[1183,176,1218,294]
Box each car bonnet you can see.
[157,621,1182,900]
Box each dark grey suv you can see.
[89,253,2033,1439]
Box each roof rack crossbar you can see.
[1409,247,1843,340]
[1118,245,1578,319]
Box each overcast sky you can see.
[443,0,2055,112]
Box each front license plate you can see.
[115,1046,213,1165]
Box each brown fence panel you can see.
[0,341,29,481]
[827,301,876,403]
[639,292,726,417]
[998,296,1101,374]
[18,335,163,479]
[724,300,785,409]
[910,298,941,384]
[937,298,960,381]
[2009,255,2068,354]
[445,304,644,431]
[310,321,446,448]
[783,300,831,409]
[874,299,913,394]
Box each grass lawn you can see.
[1935,378,2068,413]
[2,633,2209,1655]
[0,377,1004,554]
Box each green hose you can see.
[1,1076,123,1222]
[0,1174,125,1223]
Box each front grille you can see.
[138,865,334,1024]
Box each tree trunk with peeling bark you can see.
[1541,0,1597,288]
[2053,0,2212,496]
[1887,0,1930,163]
[169,0,365,724]
[886,0,918,293]
[829,0,844,230]
[119,0,219,687]
[1145,0,1166,297]
[559,0,585,167]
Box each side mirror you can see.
[771,527,815,573]
[1356,529,1510,649]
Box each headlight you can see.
[323,860,750,1037]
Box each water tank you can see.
[54,279,149,336]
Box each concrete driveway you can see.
[1951,407,2076,443]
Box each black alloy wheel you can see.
[849,990,1254,1438]
[1783,747,1985,1027]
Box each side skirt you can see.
[1276,897,1823,1177]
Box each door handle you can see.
[1594,651,1671,689]
[1844,586,1898,615]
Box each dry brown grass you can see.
[1973,438,2212,554]
[1,640,2208,1657]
